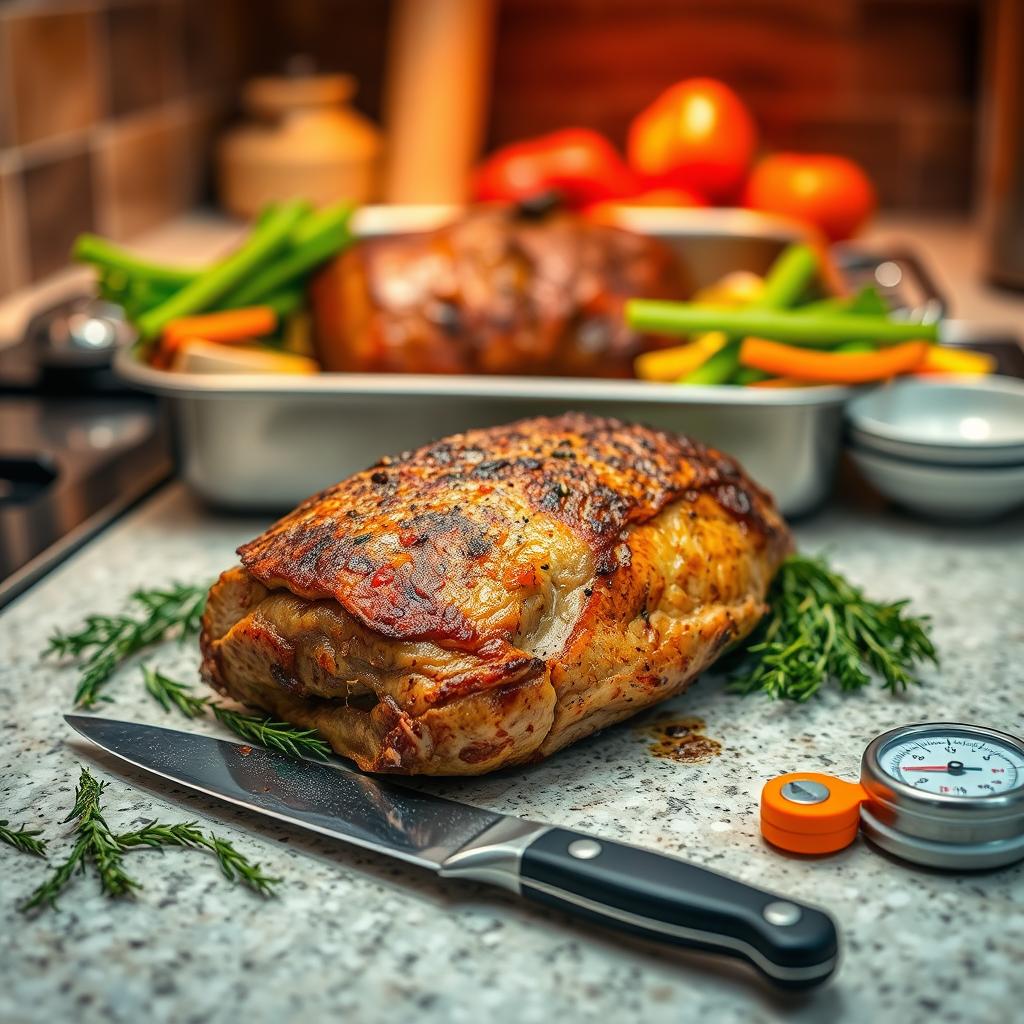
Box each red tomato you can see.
[473,128,640,208]
[627,78,757,203]
[743,153,877,241]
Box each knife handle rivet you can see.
[567,839,603,860]
[763,901,802,927]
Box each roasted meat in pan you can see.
[310,207,690,377]
[201,414,791,775]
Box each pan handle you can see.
[832,246,948,323]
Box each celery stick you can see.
[681,243,818,383]
[290,201,353,247]
[73,234,197,285]
[759,244,819,309]
[262,287,306,319]
[218,204,353,309]
[798,285,888,317]
[627,302,938,347]
[135,201,310,339]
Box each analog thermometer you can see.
[761,723,1024,870]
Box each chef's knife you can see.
[66,715,838,988]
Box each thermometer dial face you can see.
[878,728,1024,797]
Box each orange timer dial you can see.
[761,773,867,855]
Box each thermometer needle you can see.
[901,765,983,772]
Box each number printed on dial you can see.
[880,730,1024,797]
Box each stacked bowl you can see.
[846,376,1024,521]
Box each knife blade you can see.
[66,714,838,988]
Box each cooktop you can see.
[0,293,172,608]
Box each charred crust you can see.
[237,413,786,646]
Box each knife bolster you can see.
[439,818,550,892]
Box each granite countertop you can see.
[1,484,1022,1024]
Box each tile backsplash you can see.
[0,0,989,303]
[0,0,238,295]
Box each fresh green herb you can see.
[142,665,209,718]
[0,820,48,857]
[21,767,136,910]
[729,554,938,701]
[20,769,280,913]
[47,583,208,708]
[142,666,330,759]
[116,822,280,896]
[209,705,331,760]
[19,844,87,913]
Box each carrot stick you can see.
[162,306,278,352]
[739,337,929,383]
[747,377,825,388]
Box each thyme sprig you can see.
[48,584,208,708]
[0,819,48,857]
[20,767,280,912]
[142,666,330,759]
[729,554,938,701]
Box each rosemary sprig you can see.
[728,554,938,701]
[47,583,208,708]
[142,666,331,759]
[142,665,209,718]
[19,843,87,913]
[116,822,280,896]
[20,769,281,912]
[0,819,48,857]
[209,705,331,760]
[21,767,137,910]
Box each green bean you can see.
[732,366,772,385]
[682,339,742,385]
[627,302,938,347]
[681,243,820,383]
[135,201,310,339]
[833,340,878,354]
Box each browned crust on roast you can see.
[238,413,784,650]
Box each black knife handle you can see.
[519,828,838,989]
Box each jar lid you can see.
[244,74,356,117]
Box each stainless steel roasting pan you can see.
[116,207,928,517]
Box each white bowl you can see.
[850,446,1024,521]
[846,377,1024,466]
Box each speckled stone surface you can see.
[1,485,1022,1024]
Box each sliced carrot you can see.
[739,337,929,384]
[162,306,277,353]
